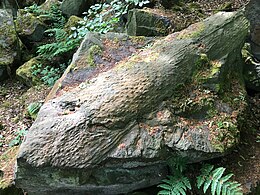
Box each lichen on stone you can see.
[86,45,102,67]
[177,22,205,39]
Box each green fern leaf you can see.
[228,181,242,195]
[203,177,212,193]
[197,164,214,189]
[221,174,234,183]
[202,164,215,175]
[173,189,181,195]
[212,167,226,180]
[177,185,186,195]
[158,190,170,195]
[158,174,190,195]
[158,184,172,190]
[222,181,232,195]
[216,180,222,195]
[183,177,192,190]
[27,102,42,119]
[197,175,206,189]
[212,179,218,195]
[211,167,225,195]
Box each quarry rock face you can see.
[15,11,249,195]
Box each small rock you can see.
[127,8,172,36]
[60,0,95,17]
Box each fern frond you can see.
[203,177,212,193]
[45,28,67,41]
[158,190,171,195]
[197,164,214,189]
[211,167,225,195]
[167,156,188,174]
[197,165,243,195]
[158,184,172,191]
[158,175,191,195]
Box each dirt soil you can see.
[0,79,50,189]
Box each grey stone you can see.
[244,0,260,91]
[0,0,18,16]
[246,0,260,60]
[242,43,260,92]
[127,8,172,36]
[60,0,94,17]
[15,11,249,194]
[15,9,47,43]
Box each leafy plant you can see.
[158,158,243,195]
[44,4,67,28]
[158,174,191,195]
[71,0,150,38]
[24,3,66,28]
[168,156,188,174]
[197,164,243,195]
[32,63,68,86]
[27,102,42,119]
[9,129,28,147]
[24,3,42,15]
[158,157,191,195]
[37,28,80,59]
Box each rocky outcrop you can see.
[0,9,20,81]
[127,8,172,36]
[15,11,249,195]
[15,9,47,43]
[60,0,94,17]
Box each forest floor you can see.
[0,0,259,194]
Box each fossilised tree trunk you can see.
[15,11,249,195]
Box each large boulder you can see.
[0,9,20,81]
[15,11,249,194]
[60,0,94,17]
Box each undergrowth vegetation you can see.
[29,0,149,86]
[32,62,68,86]
[158,157,243,195]
[8,129,28,147]
[24,3,66,28]
[71,0,149,37]
[37,28,80,60]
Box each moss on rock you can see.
[63,15,83,35]
[16,57,42,87]
[0,9,20,80]
[15,9,47,42]
[177,22,205,39]
[86,45,102,67]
